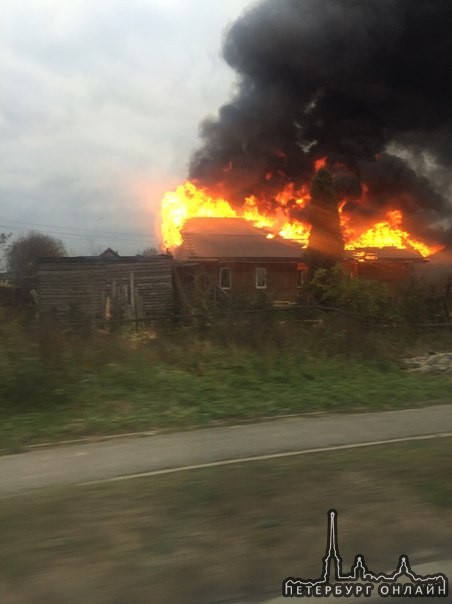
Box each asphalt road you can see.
[1,404,452,496]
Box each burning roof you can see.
[345,247,426,263]
[161,180,441,259]
[175,218,304,260]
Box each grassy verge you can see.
[0,438,451,603]
[1,317,452,451]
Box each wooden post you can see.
[130,271,136,328]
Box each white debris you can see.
[404,352,452,374]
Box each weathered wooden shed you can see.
[37,254,174,323]
[344,247,428,287]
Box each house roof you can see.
[175,218,429,264]
[37,254,172,264]
[175,218,305,260]
[345,247,427,262]
[99,247,120,258]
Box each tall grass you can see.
[0,306,451,449]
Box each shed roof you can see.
[175,218,304,260]
[99,247,120,258]
[345,247,427,262]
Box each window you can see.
[219,267,231,289]
[255,267,267,289]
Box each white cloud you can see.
[0,0,253,253]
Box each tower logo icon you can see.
[282,510,448,599]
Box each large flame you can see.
[161,182,236,248]
[341,209,442,257]
[160,180,441,257]
[161,181,311,249]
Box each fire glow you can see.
[160,181,311,249]
[160,180,442,258]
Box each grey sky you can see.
[0,0,254,255]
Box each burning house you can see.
[40,2,452,319]
[160,174,438,300]
[173,217,306,309]
[157,0,451,293]
[344,247,427,287]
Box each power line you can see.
[0,217,155,236]
[0,227,154,242]
[0,221,157,242]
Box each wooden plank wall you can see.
[176,260,302,309]
[37,256,174,323]
[205,261,300,303]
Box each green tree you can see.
[6,231,67,284]
[306,168,344,280]
[0,233,12,246]
[139,246,159,256]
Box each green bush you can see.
[309,266,398,325]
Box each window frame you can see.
[219,267,232,290]
[255,267,267,289]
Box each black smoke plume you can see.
[189,0,452,246]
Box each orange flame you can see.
[160,182,237,248]
[160,181,311,249]
[343,209,442,257]
[160,180,441,258]
[314,156,327,172]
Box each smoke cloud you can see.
[188,0,452,245]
